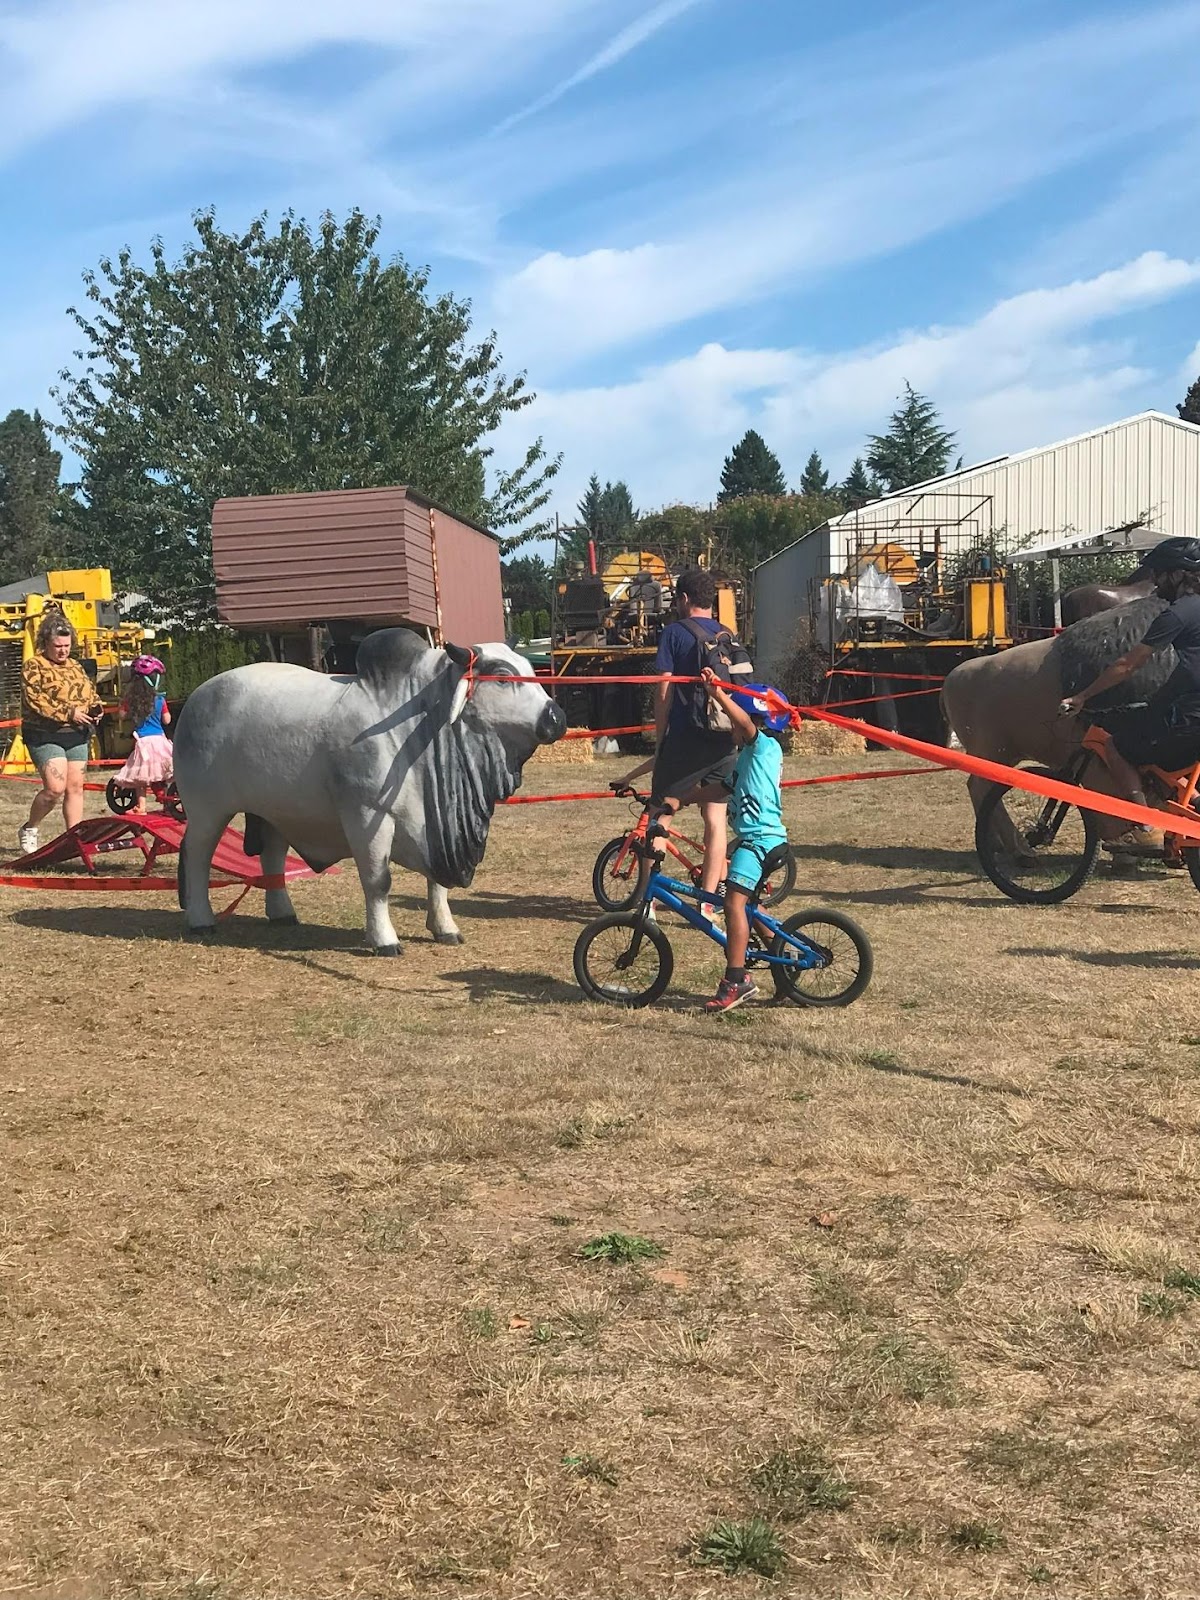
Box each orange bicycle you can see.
[593,784,796,912]
[975,709,1200,903]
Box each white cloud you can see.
[514,254,1200,515]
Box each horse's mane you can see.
[1050,596,1174,702]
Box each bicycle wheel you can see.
[770,909,873,1007]
[1185,847,1200,895]
[574,914,673,1007]
[592,834,648,911]
[106,777,137,815]
[758,851,796,908]
[975,767,1099,904]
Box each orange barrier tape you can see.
[803,705,1200,845]
[561,723,653,740]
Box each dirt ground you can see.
[2,755,1199,1600]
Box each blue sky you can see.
[1,0,1199,533]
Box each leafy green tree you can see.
[717,429,787,502]
[55,209,558,617]
[633,502,712,559]
[1179,374,1200,427]
[865,383,956,493]
[714,492,839,570]
[501,553,553,616]
[840,457,879,510]
[0,409,67,584]
[534,607,551,636]
[798,450,830,496]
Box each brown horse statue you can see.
[1060,558,1156,625]
[941,596,1172,824]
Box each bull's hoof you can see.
[373,942,404,957]
[432,931,465,946]
[183,923,217,941]
[268,914,299,926]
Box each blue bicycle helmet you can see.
[728,682,792,732]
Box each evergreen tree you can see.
[0,409,66,584]
[839,457,879,510]
[54,209,558,616]
[717,429,787,502]
[1179,374,1200,427]
[865,383,956,493]
[566,474,637,562]
[799,449,830,496]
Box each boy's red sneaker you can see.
[705,975,757,1014]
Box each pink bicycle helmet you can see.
[131,655,166,678]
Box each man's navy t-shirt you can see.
[1144,592,1200,717]
[655,617,725,737]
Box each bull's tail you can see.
[243,812,265,858]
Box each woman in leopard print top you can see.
[18,612,103,853]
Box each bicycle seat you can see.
[750,842,793,905]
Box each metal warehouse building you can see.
[751,410,1200,682]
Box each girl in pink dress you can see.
[114,655,172,813]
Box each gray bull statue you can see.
[941,596,1175,821]
[173,631,566,951]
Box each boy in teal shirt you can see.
[649,669,792,1012]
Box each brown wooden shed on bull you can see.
[211,487,504,669]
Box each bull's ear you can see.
[444,642,473,668]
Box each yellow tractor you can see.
[0,569,162,771]
[551,550,741,752]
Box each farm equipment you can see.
[813,493,1013,741]
[551,550,741,752]
[0,569,162,769]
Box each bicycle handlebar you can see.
[608,783,651,802]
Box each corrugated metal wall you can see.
[432,510,505,643]
[752,528,831,682]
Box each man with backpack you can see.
[618,567,753,904]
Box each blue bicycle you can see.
[573,838,873,1009]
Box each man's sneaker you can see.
[1104,826,1165,855]
[17,824,38,855]
[705,975,757,1014]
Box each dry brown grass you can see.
[2,755,1200,1598]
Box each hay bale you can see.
[791,722,866,756]
[530,736,595,766]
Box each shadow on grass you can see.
[855,1052,1024,1097]
[390,888,592,926]
[1005,945,1200,970]
[6,903,365,952]
[791,841,980,874]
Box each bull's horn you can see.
[444,642,473,668]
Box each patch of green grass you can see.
[1162,1266,1200,1297]
[750,1444,856,1517]
[547,1214,575,1228]
[555,1114,633,1149]
[532,1322,555,1345]
[693,1518,785,1578]
[562,1452,618,1486]
[877,1522,923,1548]
[563,1309,605,1345]
[293,1006,379,1042]
[1138,1289,1188,1319]
[809,1267,887,1324]
[787,1090,813,1103]
[836,1331,959,1408]
[948,1521,1005,1552]
[579,1232,665,1265]
[860,1048,903,1070]
[462,1306,499,1340]
[1027,1565,1056,1585]
[360,1210,409,1254]
[874,1193,911,1223]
